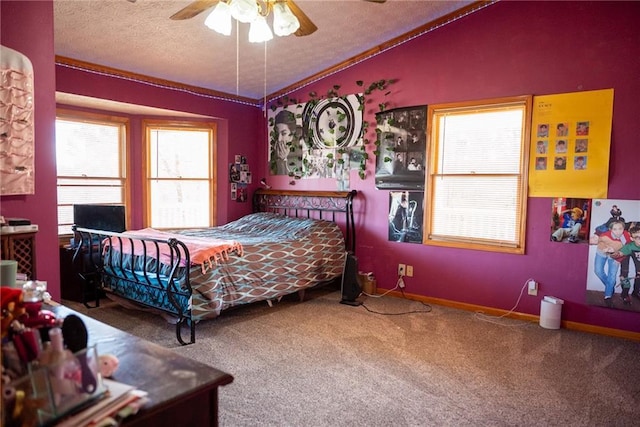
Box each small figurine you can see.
[1,287,26,338]
[98,354,119,378]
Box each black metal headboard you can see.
[252,189,357,254]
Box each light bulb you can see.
[248,15,273,43]
[204,2,232,36]
[229,0,259,23]
[273,2,300,37]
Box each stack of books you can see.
[56,379,148,427]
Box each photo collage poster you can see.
[585,199,640,313]
[375,106,427,190]
[529,89,613,198]
[229,154,251,202]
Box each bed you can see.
[72,189,357,345]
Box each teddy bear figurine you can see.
[98,353,119,378]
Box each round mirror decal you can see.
[302,95,363,149]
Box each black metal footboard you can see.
[71,226,195,345]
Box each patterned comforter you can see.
[182,212,346,321]
[103,212,347,322]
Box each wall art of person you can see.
[270,110,305,176]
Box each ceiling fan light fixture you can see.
[204,1,232,35]
[248,15,273,43]
[229,0,259,24]
[272,2,300,37]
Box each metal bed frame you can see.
[72,189,358,345]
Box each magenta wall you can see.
[2,1,638,333]
[53,69,262,297]
[1,1,60,298]
[266,1,640,333]
[1,0,261,301]
[55,68,263,227]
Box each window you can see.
[424,96,531,253]
[56,110,128,236]
[143,122,216,229]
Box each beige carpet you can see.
[64,288,640,426]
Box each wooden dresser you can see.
[0,229,37,280]
[51,305,234,426]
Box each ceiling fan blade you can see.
[287,0,318,37]
[170,0,219,20]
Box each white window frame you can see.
[424,96,532,254]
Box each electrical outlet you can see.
[398,264,406,276]
[527,279,538,296]
[406,265,413,277]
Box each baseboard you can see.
[383,290,640,342]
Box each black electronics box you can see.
[7,218,31,226]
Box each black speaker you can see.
[340,252,362,306]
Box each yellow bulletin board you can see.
[528,88,614,198]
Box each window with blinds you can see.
[425,96,531,253]
[144,122,216,229]
[56,111,128,236]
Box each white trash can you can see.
[539,296,564,329]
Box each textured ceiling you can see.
[53,0,478,103]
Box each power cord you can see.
[473,277,534,327]
[361,277,432,315]
[361,276,401,298]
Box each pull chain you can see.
[236,22,239,96]
[263,41,267,117]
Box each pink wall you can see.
[266,1,640,333]
[1,1,59,298]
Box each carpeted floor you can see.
[64,288,640,426]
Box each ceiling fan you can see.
[170,0,386,37]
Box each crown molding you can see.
[55,55,260,107]
[54,1,495,111]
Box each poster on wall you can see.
[267,95,364,181]
[375,106,427,190]
[549,197,592,244]
[586,199,640,312]
[0,46,35,195]
[388,191,424,243]
[528,89,614,198]
[229,154,250,202]
[268,105,305,177]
